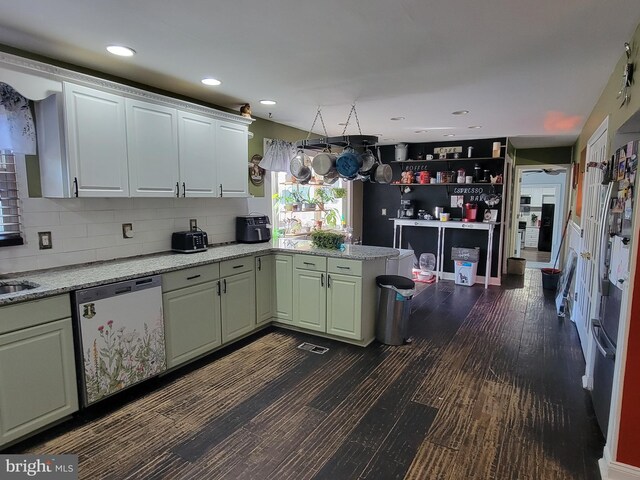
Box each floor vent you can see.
[297,342,329,355]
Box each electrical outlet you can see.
[189,219,198,231]
[381,208,387,216]
[122,223,134,239]
[38,231,52,250]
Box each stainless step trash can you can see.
[375,275,416,345]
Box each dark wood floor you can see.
[9,269,604,479]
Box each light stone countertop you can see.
[0,240,402,306]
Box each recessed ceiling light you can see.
[201,78,222,86]
[468,125,482,129]
[260,99,276,105]
[452,110,469,115]
[390,117,405,121]
[444,134,456,137]
[106,45,136,57]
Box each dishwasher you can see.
[72,275,166,406]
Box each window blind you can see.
[0,151,24,246]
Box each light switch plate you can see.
[189,219,198,231]
[38,231,52,249]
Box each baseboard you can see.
[600,455,640,480]
[439,272,501,286]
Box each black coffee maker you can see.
[398,200,416,218]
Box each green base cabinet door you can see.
[293,269,326,332]
[163,280,222,368]
[221,271,256,343]
[274,254,293,324]
[0,318,78,447]
[326,273,362,341]
[255,255,274,325]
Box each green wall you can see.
[513,146,573,166]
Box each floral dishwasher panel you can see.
[75,278,166,406]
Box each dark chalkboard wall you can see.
[362,138,506,278]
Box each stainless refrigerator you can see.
[590,140,636,438]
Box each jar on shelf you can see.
[457,168,466,184]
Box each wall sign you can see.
[434,146,462,154]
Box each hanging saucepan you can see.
[373,163,393,184]
[290,149,311,181]
[358,147,377,176]
[297,165,312,184]
[323,168,339,185]
[312,151,337,176]
[336,146,362,180]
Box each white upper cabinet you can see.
[178,111,218,197]
[57,82,129,197]
[11,50,253,198]
[126,99,179,197]
[217,121,249,198]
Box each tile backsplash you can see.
[1,196,249,274]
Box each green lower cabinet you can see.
[293,268,327,332]
[326,273,362,340]
[0,318,78,447]
[255,255,274,325]
[274,254,293,324]
[162,280,222,368]
[221,270,256,343]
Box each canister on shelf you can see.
[457,168,466,184]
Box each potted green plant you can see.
[273,190,295,212]
[313,188,334,210]
[333,187,347,199]
[291,190,304,212]
[324,208,340,228]
[302,189,317,211]
[310,230,345,250]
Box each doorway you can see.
[511,165,568,269]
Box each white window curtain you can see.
[260,139,295,172]
[0,82,37,155]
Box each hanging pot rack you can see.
[294,104,378,151]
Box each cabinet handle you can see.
[175,182,180,198]
[336,265,350,270]
[182,182,186,197]
[303,262,316,267]
[217,280,221,296]
[321,273,324,287]
[258,258,262,271]
[219,184,223,197]
[186,274,201,280]
[73,177,79,197]
[327,274,331,288]
[233,264,244,269]
[223,278,227,293]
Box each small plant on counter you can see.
[310,230,345,250]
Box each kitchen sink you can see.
[0,281,39,295]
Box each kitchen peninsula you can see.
[0,240,404,448]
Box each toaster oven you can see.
[171,230,208,253]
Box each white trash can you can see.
[454,260,478,286]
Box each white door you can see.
[126,99,179,197]
[217,121,248,197]
[63,82,129,197]
[574,118,608,383]
[177,111,218,197]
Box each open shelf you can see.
[391,157,504,164]
[391,182,503,186]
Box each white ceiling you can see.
[1,0,639,148]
